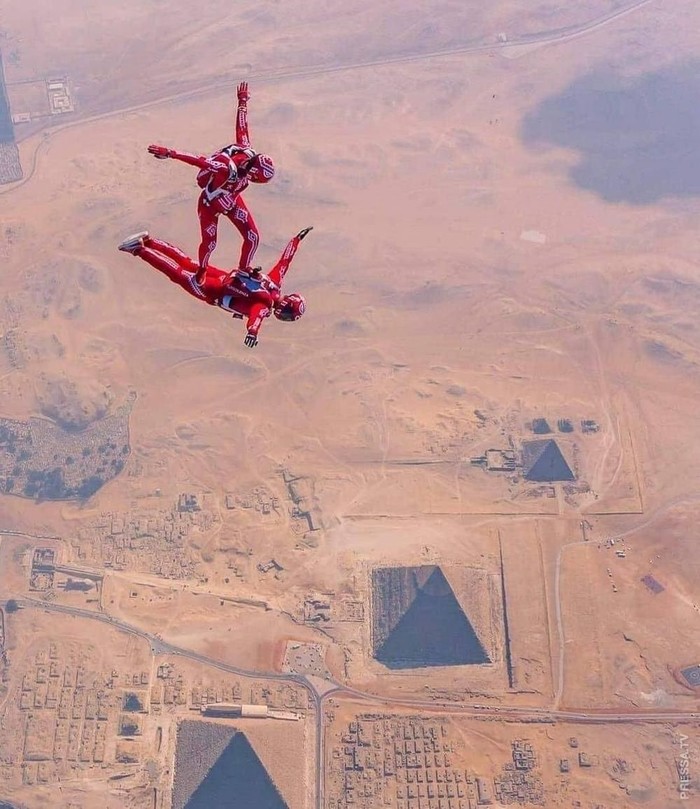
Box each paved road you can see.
[0,529,61,540]
[327,682,699,723]
[14,597,316,690]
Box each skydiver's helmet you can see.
[246,153,275,183]
[274,293,305,322]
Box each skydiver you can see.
[147,81,275,285]
[117,227,312,349]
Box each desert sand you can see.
[0,1,699,807]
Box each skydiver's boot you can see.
[118,231,149,255]
[234,267,262,280]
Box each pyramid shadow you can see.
[181,731,288,809]
[374,566,490,670]
[522,439,574,482]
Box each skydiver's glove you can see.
[147,144,173,160]
[297,226,313,241]
[237,82,250,103]
[244,333,258,348]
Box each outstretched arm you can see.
[147,144,215,171]
[235,82,251,147]
[267,227,313,287]
[243,301,271,348]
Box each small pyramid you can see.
[522,439,574,482]
[374,566,490,669]
[173,723,288,809]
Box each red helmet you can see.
[246,153,275,183]
[274,293,305,321]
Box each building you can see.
[476,777,492,804]
[578,752,593,767]
[200,703,269,718]
[178,493,201,512]
[46,78,74,115]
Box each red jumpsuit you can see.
[135,233,303,341]
[163,99,259,271]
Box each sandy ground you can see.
[1,0,700,806]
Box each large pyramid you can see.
[172,722,288,809]
[522,439,574,482]
[372,566,490,669]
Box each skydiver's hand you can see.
[296,226,313,241]
[244,332,258,348]
[148,144,173,160]
[237,82,250,103]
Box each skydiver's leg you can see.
[226,196,259,270]
[136,243,207,302]
[267,227,312,287]
[197,197,219,283]
[147,237,226,295]
[146,237,199,271]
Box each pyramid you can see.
[522,439,574,482]
[373,566,490,669]
[172,722,288,809]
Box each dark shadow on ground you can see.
[521,62,700,204]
